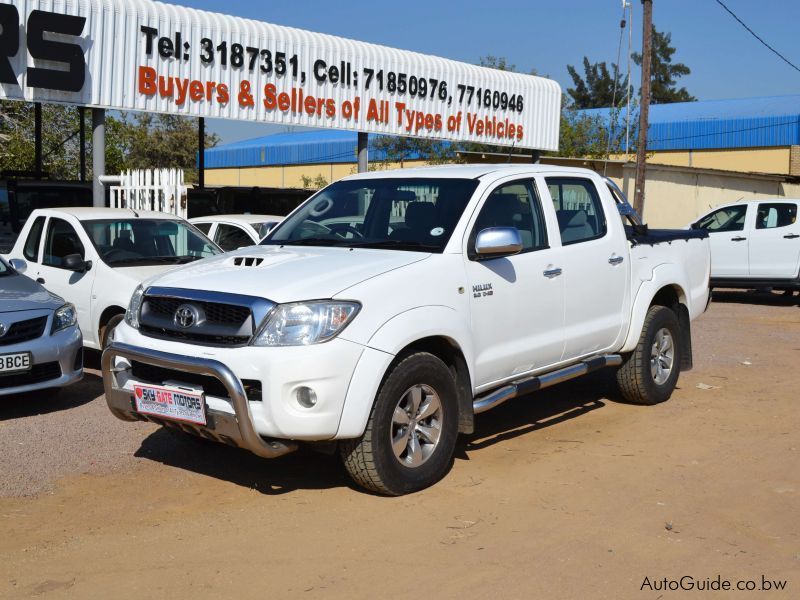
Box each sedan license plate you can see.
[0,352,31,375]
[133,384,207,426]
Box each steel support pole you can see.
[198,117,205,189]
[357,132,368,173]
[531,150,541,164]
[79,107,86,182]
[92,108,106,207]
[34,102,42,174]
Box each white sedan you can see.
[691,199,799,291]
[189,214,283,252]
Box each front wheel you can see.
[340,352,459,496]
[616,305,682,405]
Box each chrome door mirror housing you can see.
[474,227,523,259]
[8,258,27,273]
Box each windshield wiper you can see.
[345,240,440,252]
[107,256,191,266]
[268,237,350,247]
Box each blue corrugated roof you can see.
[580,94,800,151]
[203,95,800,167]
[202,129,427,169]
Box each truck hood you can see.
[113,264,182,285]
[0,273,63,313]
[146,245,430,303]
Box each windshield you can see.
[82,219,220,266]
[263,178,480,252]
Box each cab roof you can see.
[29,207,186,220]
[340,163,598,181]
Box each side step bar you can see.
[473,355,623,415]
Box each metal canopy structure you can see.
[0,0,562,203]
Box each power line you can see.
[714,0,800,74]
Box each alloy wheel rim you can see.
[650,328,675,385]
[390,384,443,468]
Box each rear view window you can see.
[546,178,607,245]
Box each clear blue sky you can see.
[168,0,800,143]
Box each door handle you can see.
[543,267,563,278]
[36,278,45,284]
[784,233,800,239]
[730,236,747,241]
[608,255,624,265]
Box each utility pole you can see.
[633,0,652,218]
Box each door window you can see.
[23,216,46,262]
[215,224,254,251]
[546,178,607,244]
[695,205,747,232]
[470,179,548,254]
[43,218,85,268]
[755,203,797,229]
[192,222,212,235]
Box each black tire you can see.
[616,305,682,405]
[100,313,124,349]
[340,352,459,496]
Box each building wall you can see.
[644,147,792,175]
[205,160,428,189]
[617,164,800,227]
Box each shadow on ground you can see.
[133,369,622,494]
[0,371,104,421]
[712,289,799,307]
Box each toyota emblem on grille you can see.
[174,304,199,329]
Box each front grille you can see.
[0,361,61,389]
[130,361,263,402]
[140,295,254,347]
[0,316,48,346]
[145,297,250,326]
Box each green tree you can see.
[633,27,695,104]
[372,135,454,166]
[566,57,629,109]
[0,101,218,182]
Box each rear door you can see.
[542,176,629,360]
[694,204,749,278]
[748,202,800,278]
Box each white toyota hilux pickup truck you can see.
[103,165,710,495]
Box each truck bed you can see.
[626,226,709,246]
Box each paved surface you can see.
[0,291,798,599]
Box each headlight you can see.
[51,303,77,334]
[252,301,360,346]
[125,285,145,329]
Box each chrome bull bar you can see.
[102,341,297,459]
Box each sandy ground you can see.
[0,291,798,599]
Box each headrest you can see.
[406,202,436,226]
[393,190,418,202]
[566,210,588,227]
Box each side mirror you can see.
[63,253,92,273]
[8,258,27,273]
[474,227,523,259]
[690,222,700,230]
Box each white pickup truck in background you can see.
[2,208,221,350]
[103,165,710,495]
[691,199,800,291]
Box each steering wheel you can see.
[327,223,364,239]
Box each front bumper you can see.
[102,341,298,458]
[0,322,83,397]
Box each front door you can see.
[464,178,565,388]
[34,217,96,340]
[695,204,750,278]
[748,202,800,278]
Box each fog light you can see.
[296,386,317,408]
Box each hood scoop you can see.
[232,256,265,267]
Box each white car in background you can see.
[190,214,283,251]
[691,199,800,291]
[3,208,221,350]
